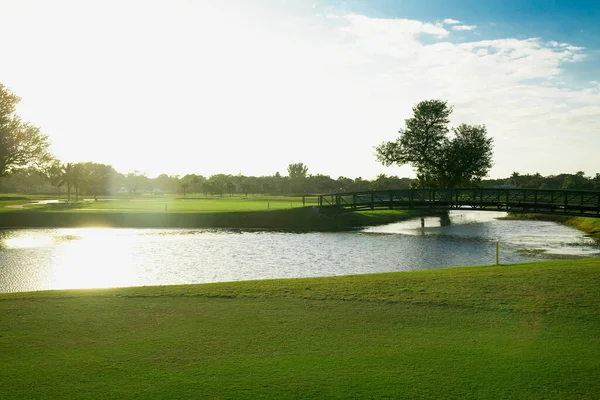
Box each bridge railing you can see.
[317,188,600,217]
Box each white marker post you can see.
[496,241,499,265]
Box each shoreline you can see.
[501,213,600,243]
[0,207,435,232]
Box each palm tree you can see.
[60,163,83,202]
[73,163,84,201]
[60,163,74,202]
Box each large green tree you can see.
[375,99,493,188]
[0,83,52,176]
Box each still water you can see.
[1,211,598,293]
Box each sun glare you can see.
[49,228,138,290]
[3,235,54,249]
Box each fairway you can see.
[0,194,430,230]
[1,259,599,399]
[0,194,319,213]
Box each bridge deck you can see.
[318,188,600,218]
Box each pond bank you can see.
[0,207,434,232]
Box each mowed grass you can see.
[1,258,600,399]
[0,194,320,213]
[0,194,431,230]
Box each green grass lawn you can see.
[0,194,320,213]
[0,193,431,230]
[1,258,599,399]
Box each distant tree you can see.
[351,177,371,192]
[375,100,493,188]
[287,163,309,193]
[336,176,353,192]
[240,176,258,196]
[272,172,285,194]
[370,174,396,191]
[260,181,271,194]
[72,163,85,201]
[78,162,119,196]
[60,163,80,202]
[0,83,53,176]
[510,172,521,187]
[180,174,205,196]
[207,174,231,196]
[287,163,309,180]
[44,159,64,195]
[191,175,205,195]
[153,174,180,193]
[307,174,336,193]
[593,173,600,190]
[203,181,213,196]
[562,171,593,190]
[225,181,235,196]
[0,166,52,193]
[181,182,189,197]
[126,170,149,194]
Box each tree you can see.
[287,163,309,193]
[435,124,494,188]
[287,163,308,180]
[181,182,189,197]
[60,163,82,202]
[224,181,235,196]
[79,162,119,196]
[126,170,149,194]
[43,159,64,195]
[593,173,600,190]
[0,83,52,176]
[375,99,493,188]
[207,174,231,196]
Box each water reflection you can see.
[50,228,137,289]
[1,212,599,293]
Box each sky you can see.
[0,0,599,179]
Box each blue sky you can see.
[325,0,600,81]
[0,0,598,179]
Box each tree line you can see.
[2,160,598,199]
[0,161,417,199]
[1,84,598,200]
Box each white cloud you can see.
[326,13,598,177]
[340,13,449,38]
[452,24,477,31]
[442,18,461,25]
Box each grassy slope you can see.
[1,259,599,399]
[0,194,432,231]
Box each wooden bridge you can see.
[318,188,600,218]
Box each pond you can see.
[1,211,598,293]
